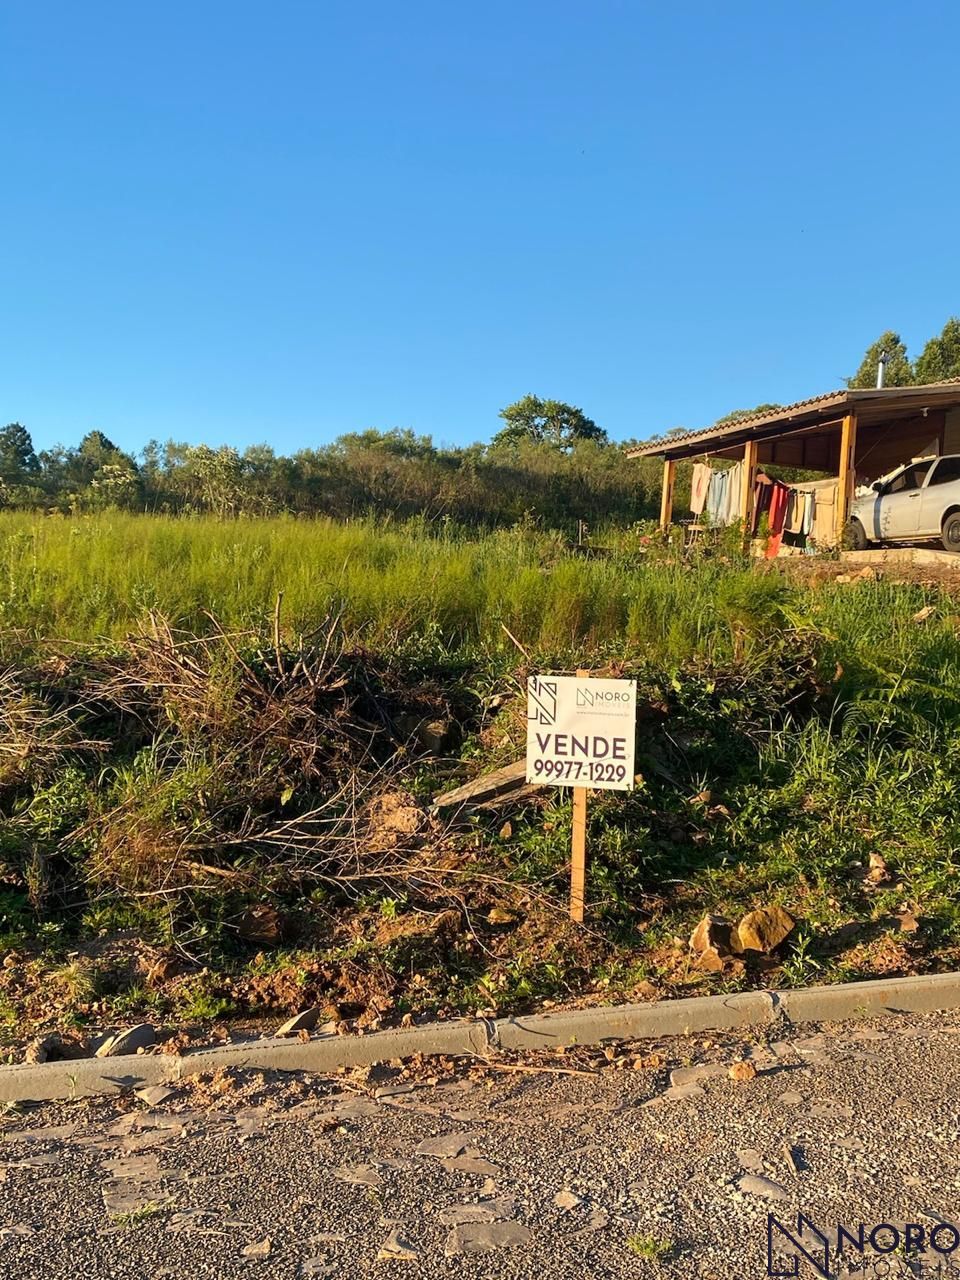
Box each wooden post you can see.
[659,459,676,532]
[836,410,858,545]
[570,667,589,923]
[740,438,758,548]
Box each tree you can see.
[848,331,913,389]
[914,317,960,384]
[713,403,782,426]
[0,423,39,483]
[492,395,606,450]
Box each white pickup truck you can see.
[848,454,960,552]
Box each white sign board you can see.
[526,675,637,791]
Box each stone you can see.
[135,1085,177,1107]
[275,1008,324,1037]
[736,1149,765,1174]
[669,1063,726,1087]
[444,1222,532,1256]
[377,1229,419,1262]
[696,947,726,973]
[736,906,795,953]
[652,1083,705,1103]
[737,1174,790,1202]
[913,605,936,623]
[729,1060,758,1082]
[486,907,517,924]
[95,1024,157,1058]
[440,1155,500,1177]
[777,1091,804,1107]
[374,1084,417,1099]
[553,1190,583,1211]
[415,1132,474,1159]
[689,913,739,956]
[242,1238,272,1258]
[333,1163,382,1187]
[438,1197,514,1225]
[417,719,451,753]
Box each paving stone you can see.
[444,1221,532,1256]
[437,1197,514,1225]
[737,1174,791,1202]
[669,1063,727,1087]
[439,1155,500,1177]
[377,1228,419,1261]
[415,1132,474,1159]
[333,1163,383,1187]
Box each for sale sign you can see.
[526,675,637,791]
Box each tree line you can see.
[0,396,665,532]
[3,323,958,529]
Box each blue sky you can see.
[3,1,959,455]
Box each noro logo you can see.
[767,1214,960,1277]
[576,687,632,708]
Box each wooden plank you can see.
[431,759,527,810]
[570,667,589,923]
[740,438,758,542]
[659,459,676,531]
[836,410,858,545]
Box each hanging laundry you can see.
[705,468,728,525]
[801,491,814,536]
[752,472,773,534]
[765,481,791,558]
[785,490,804,535]
[689,463,712,516]
[724,462,743,525]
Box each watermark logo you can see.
[767,1215,960,1278]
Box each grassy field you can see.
[2,511,960,1053]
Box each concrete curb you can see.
[5,971,960,1104]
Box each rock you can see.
[865,852,890,885]
[275,1008,324,1037]
[652,1083,705,1103]
[237,904,284,942]
[486,907,517,925]
[736,1148,765,1174]
[729,1060,758,1082]
[374,1083,417,1099]
[444,1222,532,1256]
[737,1174,790,1202]
[415,1132,474,1159]
[135,1085,177,1107]
[95,1024,157,1058]
[438,1197,514,1225]
[896,909,920,933]
[24,1034,62,1065]
[913,605,936,623]
[377,1229,419,1262]
[857,565,879,581]
[696,947,726,973]
[669,1063,726,1087]
[333,1163,382,1187]
[440,1155,500,1176]
[242,1238,272,1258]
[498,821,512,840]
[689,913,739,956]
[553,1190,583,1211]
[835,573,852,584]
[736,906,795,953]
[777,1091,804,1107]
[417,719,452,753]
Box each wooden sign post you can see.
[525,670,637,923]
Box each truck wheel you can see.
[942,512,960,552]
[846,519,868,551]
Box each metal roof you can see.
[627,379,960,460]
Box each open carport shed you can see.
[628,380,960,545]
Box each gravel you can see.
[1,1009,959,1278]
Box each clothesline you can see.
[689,462,837,555]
